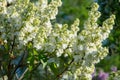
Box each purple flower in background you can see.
[111,66,117,72]
[98,71,109,80]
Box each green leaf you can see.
[33,49,38,55]
[49,63,58,75]
[28,65,33,71]
[40,59,47,69]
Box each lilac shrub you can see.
[0,0,115,80]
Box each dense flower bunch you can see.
[0,0,115,80]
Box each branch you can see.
[56,58,74,79]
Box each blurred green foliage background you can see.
[56,0,93,27]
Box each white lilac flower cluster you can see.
[109,70,120,80]
[0,0,115,80]
[60,3,115,80]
